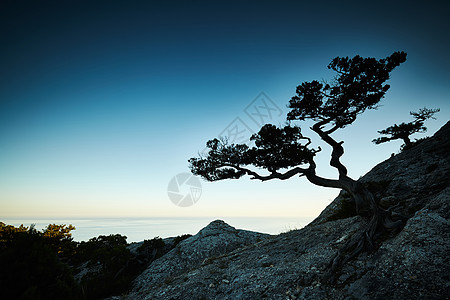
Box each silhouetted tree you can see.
[373,107,440,149]
[189,52,407,281]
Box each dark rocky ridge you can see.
[124,121,450,299]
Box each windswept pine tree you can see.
[373,107,440,150]
[190,52,408,280]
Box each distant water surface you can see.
[2,217,313,242]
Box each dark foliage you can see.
[0,222,197,299]
[137,236,166,262]
[287,52,407,127]
[190,125,319,181]
[373,107,439,149]
[137,236,165,252]
[72,234,137,299]
[173,234,192,247]
[0,223,80,300]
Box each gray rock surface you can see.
[124,121,450,300]
[128,220,269,299]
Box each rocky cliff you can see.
[125,121,450,300]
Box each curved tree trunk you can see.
[310,122,406,283]
[308,174,406,284]
[330,178,403,270]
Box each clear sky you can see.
[1,0,449,220]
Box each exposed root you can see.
[322,205,407,284]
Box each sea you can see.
[1,217,314,243]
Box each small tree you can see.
[42,223,76,257]
[373,107,440,149]
[189,52,407,280]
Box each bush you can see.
[73,234,132,298]
[137,236,165,256]
[173,234,192,247]
[0,223,80,299]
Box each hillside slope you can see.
[126,121,450,300]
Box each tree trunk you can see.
[310,122,406,283]
[322,176,405,283]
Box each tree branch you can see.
[220,164,307,181]
[324,125,340,135]
[311,121,348,178]
[220,161,344,190]
[303,159,344,189]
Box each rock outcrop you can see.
[128,220,269,299]
[124,121,450,300]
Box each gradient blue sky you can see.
[1,1,449,220]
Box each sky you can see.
[1,0,449,222]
